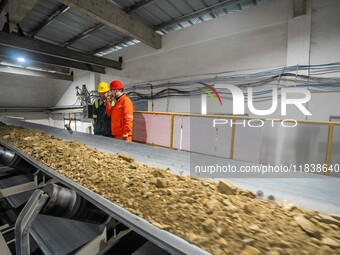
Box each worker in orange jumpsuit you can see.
[106,80,134,141]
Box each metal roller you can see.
[0,146,36,172]
[41,183,109,224]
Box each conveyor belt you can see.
[1,117,340,217]
[0,117,191,176]
[0,118,210,255]
[0,174,103,254]
[31,215,102,255]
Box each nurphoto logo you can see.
[201,84,312,128]
[199,82,223,106]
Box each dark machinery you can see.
[0,148,135,255]
[0,146,135,255]
[0,146,45,200]
[75,84,97,119]
[41,183,109,225]
[14,184,131,255]
[0,142,207,255]
[0,146,36,173]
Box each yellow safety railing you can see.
[134,111,340,175]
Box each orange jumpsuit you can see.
[106,94,134,141]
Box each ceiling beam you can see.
[29,5,70,37]
[0,31,122,70]
[0,45,106,73]
[154,0,243,31]
[0,54,70,74]
[8,0,40,25]
[61,23,105,47]
[26,53,106,73]
[125,0,159,13]
[0,65,74,81]
[56,0,161,49]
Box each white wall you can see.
[105,0,291,115]
[305,0,340,121]
[0,72,72,107]
[55,70,97,107]
[106,0,289,81]
[308,93,340,121]
[310,0,340,64]
[98,0,339,122]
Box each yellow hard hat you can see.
[97,82,110,93]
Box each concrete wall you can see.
[0,72,71,108]
[306,0,340,121]
[54,71,98,107]
[101,0,340,121]
[106,0,289,81]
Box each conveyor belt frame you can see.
[0,140,210,255]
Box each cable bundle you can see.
[123,62,340,102]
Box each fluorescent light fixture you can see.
[17,57,26,63]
